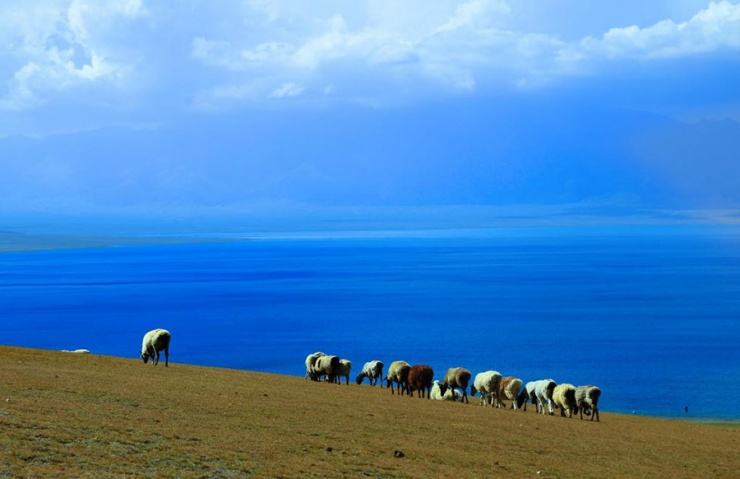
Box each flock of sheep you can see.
[136,330,601,421]
[305,352,602,421]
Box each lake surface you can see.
[2,232,740,419]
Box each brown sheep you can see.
[406,365,434,398]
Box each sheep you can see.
[304,351,325,381]
[576,385,602,422]
[141,328,171,367]
[313,354,341,383]
[385,360,411,395]
[335,359,352,385]
[553,383,578,418]
[430,380,461,401]
[406,365,434,398]
[497,376,524,410]
[521,381,539,412]
[355,360,384,386]
[442,367,472,403]
[531,379,557,415]
[61,349,90,354]
[470,370,502,407]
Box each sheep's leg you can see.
[164,347,169,367]
[593,407,599,422]
[154,350,160,366]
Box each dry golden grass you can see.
[1,346,738,478]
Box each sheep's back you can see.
[407,365,434,389]
[388,361,410,381]
[444,367,471,388]
[553,383,577,407]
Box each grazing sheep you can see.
[141,329,171,367]
[532,379,558,415]
[335,359,352,385]
[553,383,578,418]
[385,360,411,395]
[442,367,472,403]
[470,370,502,407]
[497,377,524,410]
[355,360,384,386]
[304,351,325,381]
[521,381,539,412]
[406,365,434,398]
[576,385,602,422]
[61,349,90,354]
[313,354,341,383]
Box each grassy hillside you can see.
[1,347,737,478]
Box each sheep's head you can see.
[355,374,365,385]
[470,385,477,397]
[438,383,449,396]
[141,353,149,364]
[516,390,528,408]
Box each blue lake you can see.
[2,232,740,419]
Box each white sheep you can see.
[141,329,171,367]
[385,360,411,395]
[522,381,538,412]
[356,360,384,386]
[313,354,340,383]
[335,359,352,385]
[553,383,578,418]
[532,379,557,415]
[442,367,472,403]
[430,380,460,401]
[61,349,90,354]
[470,370,502,407]
[304,351,325,381]
[576,385,602,422]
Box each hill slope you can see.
[0,347,737,478]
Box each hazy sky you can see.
[1,1,739,228]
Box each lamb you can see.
[497,376,524,410]
[576,385,602,422]
[385,360,411,395]
[406,365,434,398]
[335,359,352,385]
[470,370,502,407]
[531,379,557,415]
[355,360,384,386]
[553,383,578,418]
[430,380,460,401]
[304,351,325,381]
[313,354,341,383]
[442,367,472,403]
[141,328,171,367]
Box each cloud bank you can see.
[0,0,739,115]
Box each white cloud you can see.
[269,82,304,98]
[190,0,740,107]
[0,0,144,111]
[579,1,740,59]
[2,0,740,115]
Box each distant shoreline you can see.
[0,231,231,253]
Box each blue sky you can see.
[1,1,740,231]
